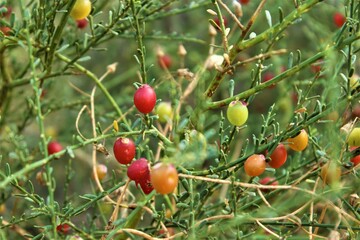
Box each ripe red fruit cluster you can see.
[134,84,157,114]
[333,12,346,28]
[127,158,154,194]
[76,18,88,29]
[47,141,63,155]
[56,223,71,235]
[113,137,136,165]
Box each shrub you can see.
[0,0,359,239]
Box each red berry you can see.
[262,72,276,89]
[259,177,278,193]
[350,147,360,167]
[239,0,250,5]
[244,154,266,177]
[76,18,88,29]
[133,84,157,114]
[113,137,136,165]
[0,26,11,36]
[47,141,63,155]
[56,223,71,235]
[310,59,323,74]
[214,16,228,29]
[333,12,346,28]
[267,143,287,169]
[127,158,150,184]
[138,176,154,194]
[158,54,172,69]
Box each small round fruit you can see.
[150,163,178,194]
[287,129,308,152]
[333,12,346,28]
[76,18,88,29]
[113,138,136,165]
[262,72,275,89]
[350,147,360,166]
[56,223,71,235]
[214,16,228,28]
[0,204,5,214]
[259,177,278,192]
[158,54,172,69]
[226,101,248,126]
[134,84,157,114]
[139,176,154,194]
[244,154,266,177]
[268,144,287,169]
[320,162,341,184]
[70,0,92,20]
[47,141,63,155]
[310,59,323,73]
[0,26,11,36]
[347,127,360,147]
[127,158,150,184]
[239,0,250,5]
[93,164,107,181]
[156,102,173,123]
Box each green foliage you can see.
[0,0,360,239]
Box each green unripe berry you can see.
[348,127,360,147]
[226,101,248,126]
[156,102,173,123]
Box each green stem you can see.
[204,0,323,98]
[0,129,171,189]
[56,53,130,128]
[130,0,147,84]
[45,0,77,74]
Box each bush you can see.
[0,0,359,239]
